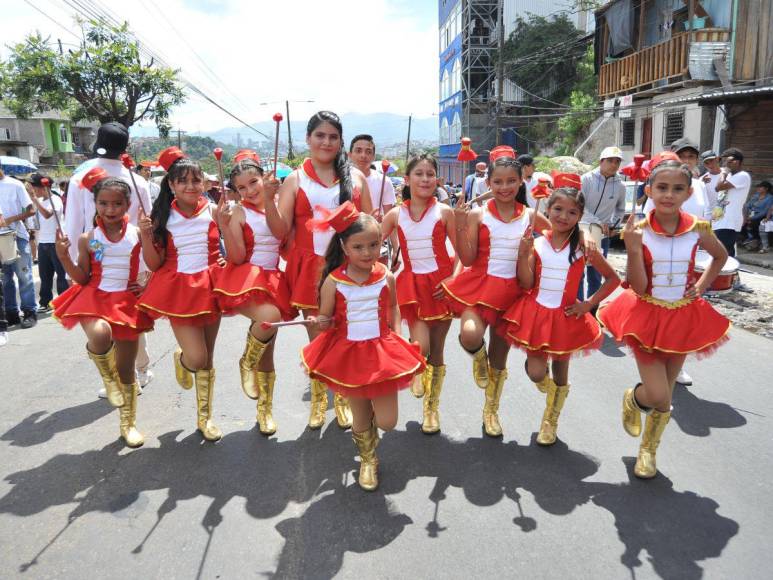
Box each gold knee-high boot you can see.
[333,393,353,429]
[239,330,271,400]
[255,371,277,435]
[195,368,222,441]
[634,408,671,479]
[410,360,429,398]
[352,421,379,491]
[88,343,124,407]
[536,382,570,446]
[174,348,194,390]
[461,337,489,389]
[422,364,446,434]
[308,379,328,429]
[622,384,645,437]
[483,367,507,437]
[118,380,144,448]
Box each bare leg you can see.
[80,318,112,354]
[171,324,210,371]
[371,393,399,431]
[114,339,139,384]
[428,320,452,366]
[459,309,486,352]
[237,302,280,342]
[487,326,510,370]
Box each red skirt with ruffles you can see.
[396,269,453,326]
[137,266,221,327]
[597,289,730,362]
[442,269,521,326]
[498,294,603,360]
[285,248,324,312]
[302,331,426,399]
[52,284,153,341]
[212,262,296,321]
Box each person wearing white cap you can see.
[578,146,627,300]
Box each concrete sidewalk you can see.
[737,245,773,270]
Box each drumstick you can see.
[272,113,283,177]
[260,319,316,330]
[120,154,148,215]
[213,148,226,201]
[39,178,62,231]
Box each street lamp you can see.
[258,100,315,160]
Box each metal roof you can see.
[656,85,773,107]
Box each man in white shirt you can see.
[137,162,160,203]
[644,139,711,219]
[517,154,553,208]
[700,150,722,212]
[28,173,69,312]
[63,122,154,393]
[0,170,36,328]
[464,162,488,203]
[713,147,751,259]
[348,134,396,216]
[64,122,152,264]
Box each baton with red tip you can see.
[272,113,283,177]
[120,153,148,215]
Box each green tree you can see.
[0,20,185,136]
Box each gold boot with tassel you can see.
[255,371,277,435]
[410,361,429,398]
[118,380,144,448]
[239,330,271,400]
[88,343,124,407]
[622,384,645,437]
[634,408,671,479]
[195,368,222,441]
[308,379,328,430]
[483,367,507,437]
[352,421,380,491]
[536,382,570,446]
[461,337,489,389]
[422,364,446,434]
[334,393,353,429]
[174,348,194,390]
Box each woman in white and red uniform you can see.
[381,153,457,434]
[263,111,372,430]
[212,150,294,435]
[138,147,224,442]
[443,146,549,438]
[52,167,153,448]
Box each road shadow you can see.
[590,458,740,580]
[671,386,747,437]
[1,400,113,447]
[599,333,627,358]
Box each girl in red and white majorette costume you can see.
[598,157,730,479]
[137,147,224,442]
[212,150,295,435]
[442,146,551,438]
[499,174,620,446]
[52,167,153,448]
[380,153,457,434]
[301,202,425,490]
[264,111,373,431]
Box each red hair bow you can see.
[78,167,109,191]
[157,146,187,171]
[306,201,360,234]
[551,172,582,191]
[621,154,651,181]
[531,177,554,200]
[233,149,261,164]
[489,145,517,162]
[457,137,477,162]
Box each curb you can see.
[737,254,773,271]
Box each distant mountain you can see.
[130,112,438,147]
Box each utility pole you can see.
[286,100,294,161]
[176,129,186,150]
[404,114,412,167]
[495,0,504,146]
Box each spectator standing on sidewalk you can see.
[0,169,37,329]
[700,150,722,212]
[463,162,488,203]
[28,173,69,312]
[713,148,751,258]
[578,146,627,301]
[136,162,160,203]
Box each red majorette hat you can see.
[306,201,360,234]
[233,149,261,164]
[489,145,517,162]
[157,146,186,171]
[78,167,110,191]
[551,172,582,190]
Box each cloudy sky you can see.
[3,0,439,133]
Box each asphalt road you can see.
[0,308,771,579]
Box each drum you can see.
[694,250,739,293]
[0,231,18,265]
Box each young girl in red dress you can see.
[52,167,153,448]
[443,146,550,437]
[137,147,224,442]
[598,158,729,478]
[264,111,373,430]
[380,154,457,434]
[499,175,619,445]
[302,202,425,490]
[212,151,293,435]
